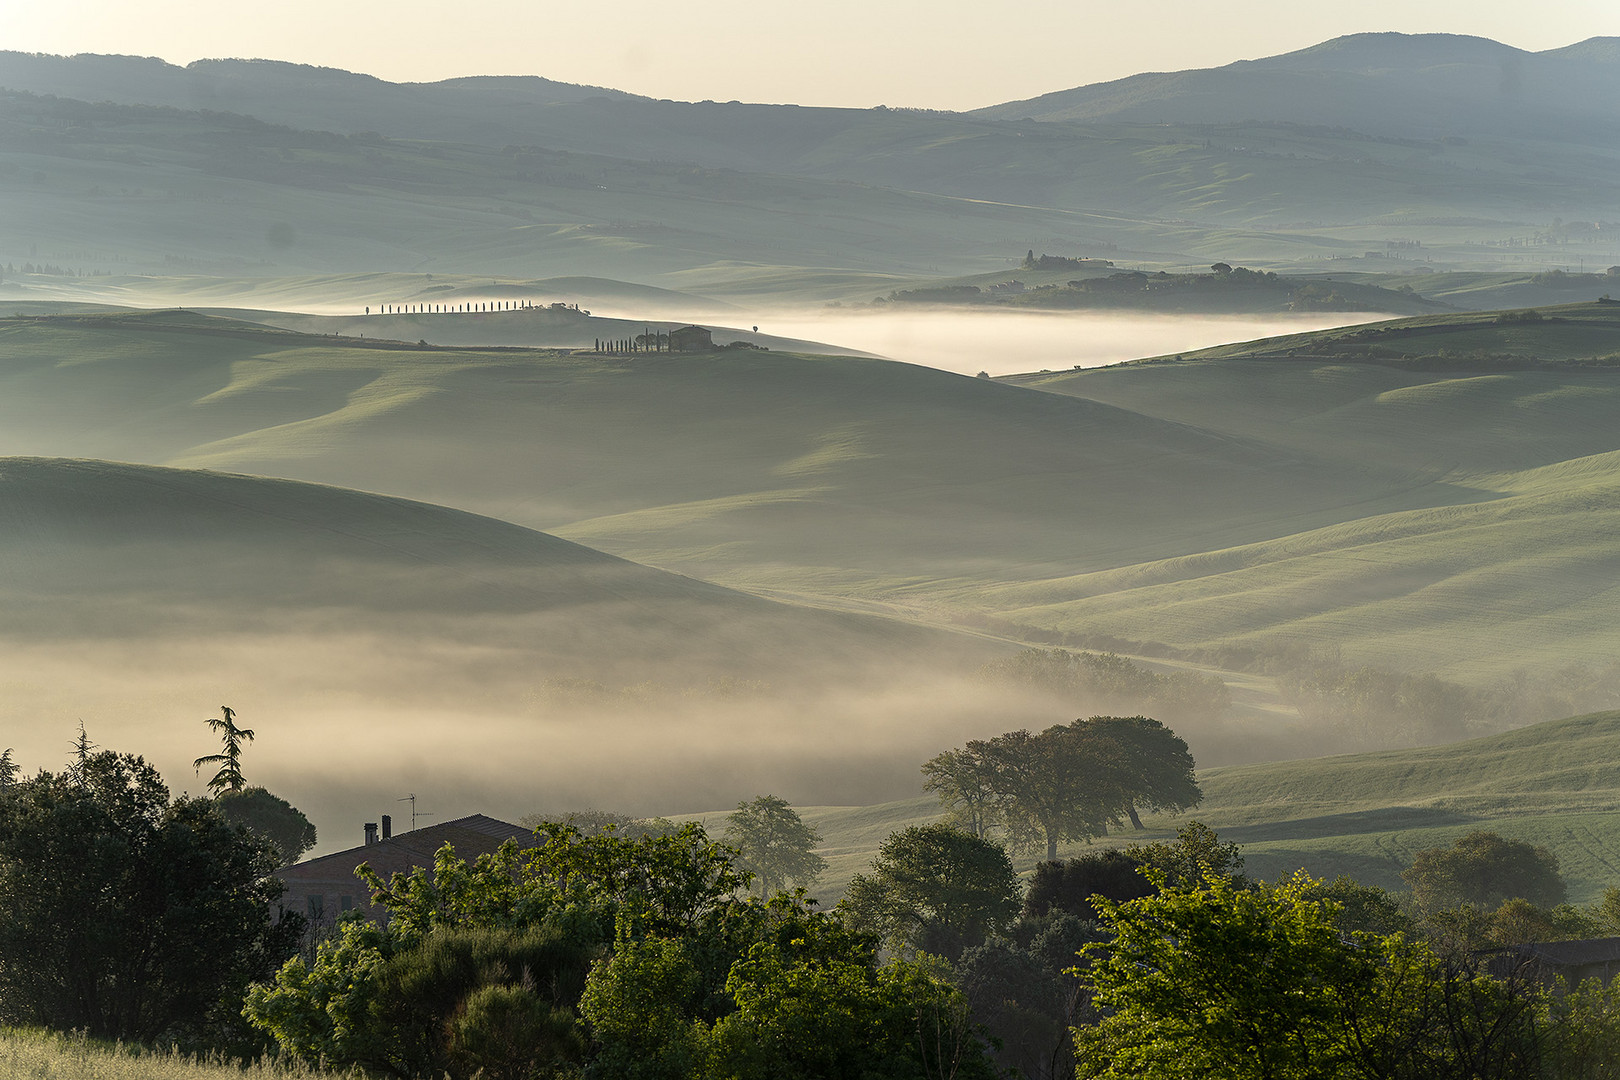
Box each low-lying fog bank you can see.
[0,276,1390,376]
[0,633,1278,861]
[748,309,1396,375]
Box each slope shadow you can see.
[1217,805,1481,844]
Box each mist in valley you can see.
[0,273,1392,378]
[2,28,1618,896]
[745,308,1396,376]
[0,627,1260,860]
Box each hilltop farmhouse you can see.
[668,325,713,351]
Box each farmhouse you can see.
[668,325,713,351]
[274,813,535,929]
[1482,937,1620,989]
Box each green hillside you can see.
[1199,711,1620,901]
[2,306,1619,686]
[0,456,1029,854]
[786,712,1620,902]
[0,455,978,674]
[987,302,1620,676]
[0,309,1437,593]
[1360,270,1620,312]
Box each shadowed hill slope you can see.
[5,308,1620,679]
[0,310,1447,595]
[0,455,977,672]
[973,32,1620,140]
[0,456,1021,849]
[1196,711,1620,900]
[795,712,1620,902]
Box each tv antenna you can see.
[398,793,434,832]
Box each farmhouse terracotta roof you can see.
[275,813,536,886]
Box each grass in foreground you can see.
[0,1028,348,1080]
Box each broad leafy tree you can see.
[216,786,317,865]
[1403,830,1566,911]
[1077,870,1544,1080]
[1125,820,1245,889]
[925,717,1201,859]
[724,795,827,897]
[840,823,1021,959]
[1085,715,1201,828]
[0,748,301,1042]
[979,726,1122,859]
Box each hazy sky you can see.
[10,0,1619,110]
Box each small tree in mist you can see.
[841,823,1020,960]
[922,747,1001,838]
[518,808,682,839]
[0,747,16,789]
[193,705,254,794]
[724,795,827,897]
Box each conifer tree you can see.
[193,705,255,794]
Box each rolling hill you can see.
[0,455,1015,854]
[2,305,1619,690]
[973,32,1620,140]
[987,303,1620,678]
[777,711,1620,902]
[0,309,1442,589]
[3,40,1619,294]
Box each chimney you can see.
[381,814,392,840]
[364,822,378,845]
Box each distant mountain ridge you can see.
[3,35,1618,284]
[972,32,1620,138]
[4,32,1617,150]
[0,50,638,116]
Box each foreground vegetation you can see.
[0,1029,347,1080]
[14,713,1620,1079]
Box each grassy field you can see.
[0,455,1020,855]
[4,306,1619,682]
[987,302,1620,677]
[789,712,1620,903]
[4,304,1620,851]
[0,1028,342,1080]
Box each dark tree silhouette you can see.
[0,748,300,1040]
[193,705,255,795]
[216,786,317,864]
